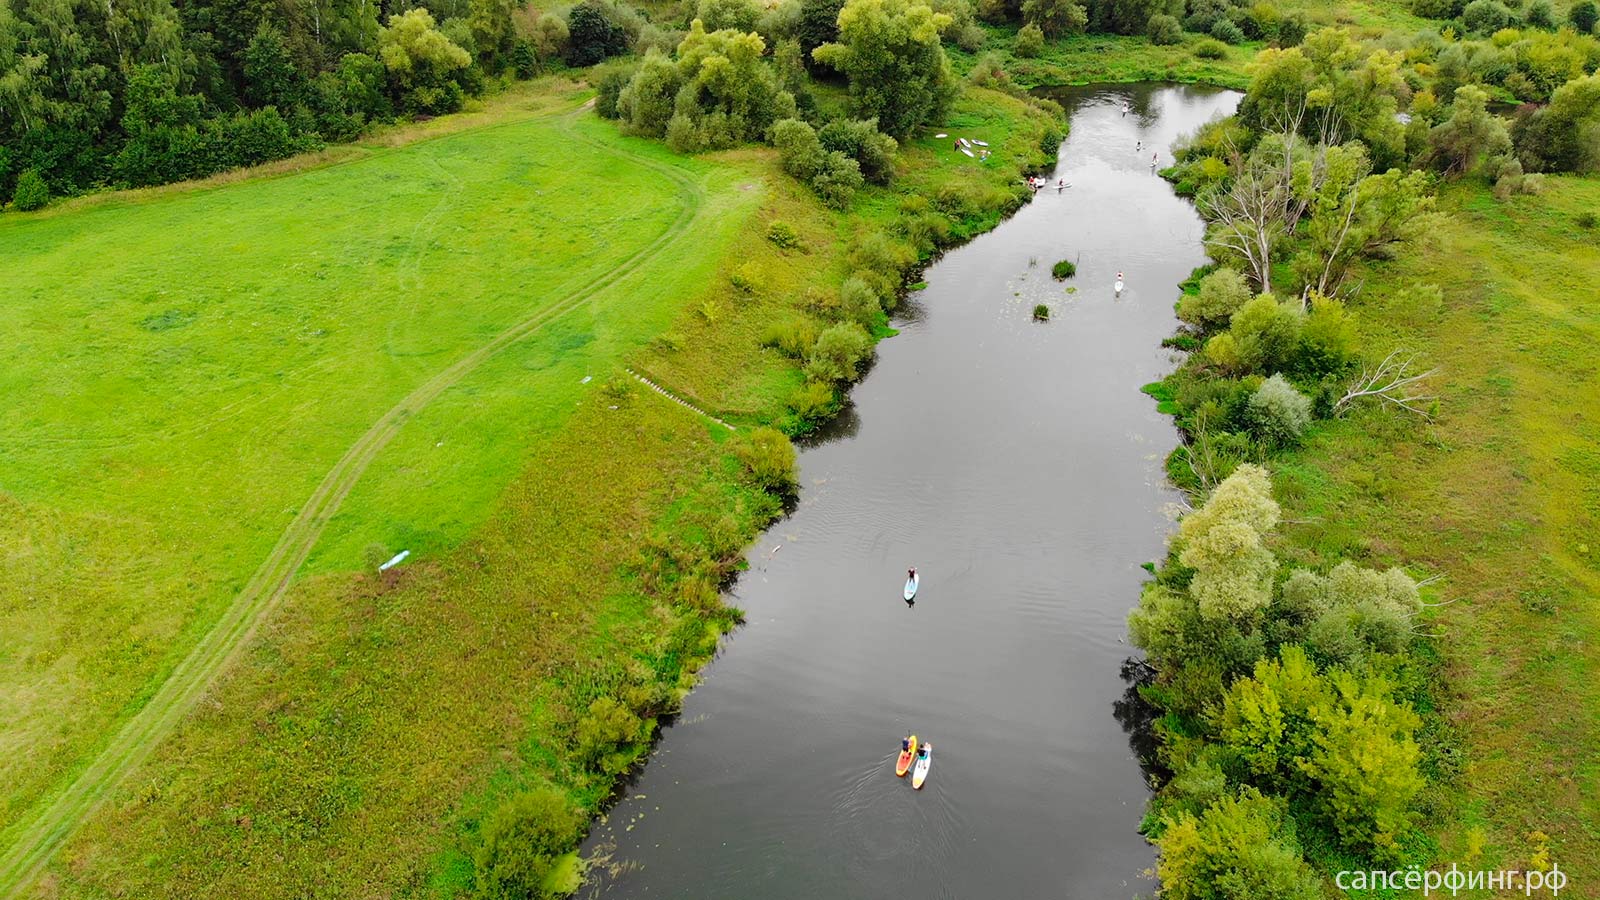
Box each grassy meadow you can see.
[1,67,1060,893]
[0,81,759,887]
[1271,177,1600,884]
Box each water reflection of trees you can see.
[1113,656,1170,787]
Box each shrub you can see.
[1243,374,1312,447]
[1524,0,1555,28]
[1154,790,1324,900]
[697,0,763,31]
[1227,294,1304,374]
[1571,0,1599,32]
[1577,210,1598,228]
[1014,22,1045,56]
[1033,303,1050,320]
[805,321,874,383]
[1051,258,1076,279]
[730,261,765,294]
[837,275,885,327]
[813,151,866,207]
[11,168,49,211]
[761,318,819,357]
[1148,13,1183,44]
[957,22,988,49]
[818,118,899,185]
[788,379,840,425]
[1301,670,1424,859]
[472,786,585,900]
[593,62,638,118]
[1298,294,1355,376]
[1177,267,1251,330]
[574,695,647,772]
[735,426,800,498]
[1462,0,1513,34]
[1209,18,1245,43]
[1193,37,1229,58]
[767,220,802,248]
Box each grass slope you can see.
[0,89,758,887]
[1273,177,1600,886]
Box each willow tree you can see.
[1177,463,1281,620]
[812,0,955,141]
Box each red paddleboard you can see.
[895,735,919,776]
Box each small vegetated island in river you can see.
[1,0,1597,893]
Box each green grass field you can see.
[0,82,768,889]
[1272,177,1600,887]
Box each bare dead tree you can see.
[1201,167,1285,294]
[1334,349,1440,418]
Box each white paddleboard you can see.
[904,574,919,600]
[960,147,975,157]
[912,746,932,789]
[972,140,989,147]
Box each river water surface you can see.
[581,84,1241,899]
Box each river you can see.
[580,83,1242,899]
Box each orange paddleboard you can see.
[895,735,919,776]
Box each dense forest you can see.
[5,0,1598,210]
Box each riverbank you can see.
[1277,178,1600,885]
[0,74,1063,896]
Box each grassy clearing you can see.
[1271,176,1600,885]
[0,85,756,884]
[953,29,1255,89]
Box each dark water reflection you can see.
[579,83,1241,899]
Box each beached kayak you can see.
[912,744,932,789]
[903,573,919,601]
[895,735,919,776]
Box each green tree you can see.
[1513,72,1600,173]
[812,0,957,141]
[798,0,846,55]
[666,23,795,152]
[565,0,627,65]
[1215,646,1329,786]
[1302,670,1423,858]
[697,0,763,31]
[468,0,517,68]
[1570,0,1598,32]
[617,50,679,135]
[1022,0,1087,36]
[244,24,305,109]
[1178,267,1252,330]
[377,8,472,114]
[1426,83,1511,176]
[1155,790,1324,900]
[1177,463,1280,620]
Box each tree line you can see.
[1132,17,1600,895]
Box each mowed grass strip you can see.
[0,101,747,853]
[1271,177,1600,885]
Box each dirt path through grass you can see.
[0,109,707,899]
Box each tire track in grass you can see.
[0,111,709,898]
